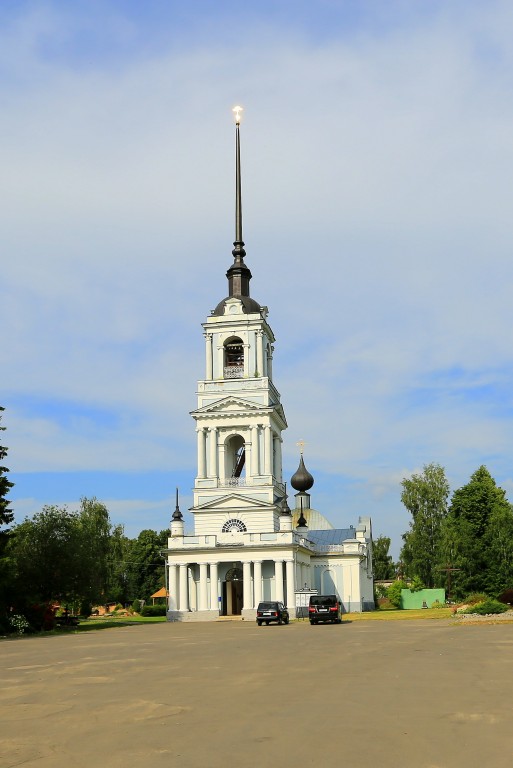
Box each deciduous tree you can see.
[400,463,449,587]
[372,535,395,580]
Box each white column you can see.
[218,441,225,483]
[285,559,295,611]
[179,563,188,611]
[243,561,252,610]
[218,344,224,378]
[273,435,281,479]
[168,564,178,611]
[204,333,213,380]
[256,330,264,376]
[199,563,208,611]
[197,428,206,478]
[243,343,250,377]
[245,443,252,480]
[209,562,219,612]
[264,425,272,475]
[253,561,262,606]
[274,560,284,603]
[208,427,218,478]
[267,345,274,379]
[251,425,260,476]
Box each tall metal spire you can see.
[226,106,251,299]
[232,105,246,262]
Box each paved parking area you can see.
[2,618,513,768]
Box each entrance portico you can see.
[166,555,298,621]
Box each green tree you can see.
[372,535,395,580]
[126,529,168,602]
[0,407,15,618]
[400,463,449,587]
[105,524,132,605]
[77,497,113,612]
[8,498,116,612]
[0,407,14,532]
[9,505,82,606]
[442,466,513,598]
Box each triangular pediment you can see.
[192,492,276,511]
[192,396,269,416]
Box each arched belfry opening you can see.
[224,434,246,481]
[224,336,244,378]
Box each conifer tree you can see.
[442,466,513,597]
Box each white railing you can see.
[220,477,247,487]
[224,366,244,379]
[314,544,347,553]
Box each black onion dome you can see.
[290,455,314,492]
[212,294,262,316]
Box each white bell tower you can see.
[190,106,288,537]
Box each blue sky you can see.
[2,1,513,557]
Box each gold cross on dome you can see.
[296,439,306,455]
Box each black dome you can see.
[290,455,314,492]
[212,295,262,316]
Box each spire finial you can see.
[172,487,183,521]
[296,438,306,456]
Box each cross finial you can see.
[296,439,306,455]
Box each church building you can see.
[164,108,374,621]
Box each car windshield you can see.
[310,596,337,606]
[258,602,277,610]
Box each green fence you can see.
[400,588,445,609]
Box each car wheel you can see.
[285,616,289,625]
[257,621,262,626]
[266,621,270,625]
[278,618,283,625]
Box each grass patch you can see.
[57,616,167,633]
[345,608,452,621]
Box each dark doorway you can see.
[222,568,244,615]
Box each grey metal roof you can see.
[307,528,356,546]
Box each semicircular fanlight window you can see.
[221,519,247,533]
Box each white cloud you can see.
[3,2,513,555]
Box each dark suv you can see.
[256,601,290,626]
[308,595,342,624]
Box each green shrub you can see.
[141,604,167,617]
[431,600,445,609]
[387,580,408,608]
[409,576,424,593]
[131,599,142,613]
[465,599,509,616]
[464,593,488,606]
[377,598,395,611]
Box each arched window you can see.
[224,337,244,378]
[224,434,245,481]
[222,519,247,533]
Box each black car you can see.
[256,601,290,626]
[308,595,342,624]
